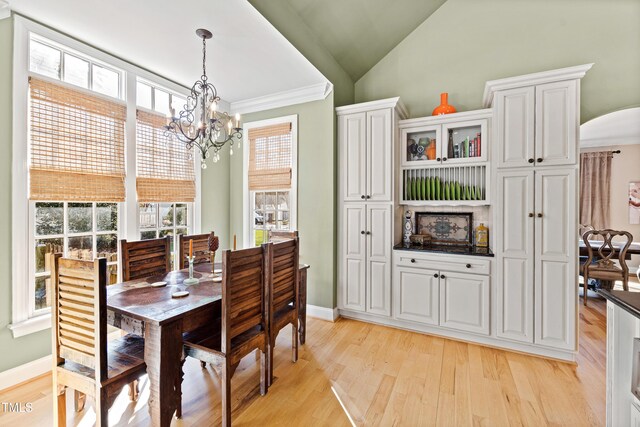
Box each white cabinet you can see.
[367,204,392,316]
[631,404,640,427]
[342,204,366,311]
[339,108,394,202]
[496,168,577,350]
[394,266,439,325]
[494,79,578,169]
[440,272,490,335]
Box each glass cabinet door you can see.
[401,125,441,166]
[441,119,487,164]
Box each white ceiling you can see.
[9,0,328,103]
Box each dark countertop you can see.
[393,243,494,257]
[598,289,640,319]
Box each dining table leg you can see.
[145,320,183,427]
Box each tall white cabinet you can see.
[486,64,592,357]
[337,98,407,318]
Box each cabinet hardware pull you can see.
[366,231,371,235]
[360,231,365,235]
[433,273,439,278]
[410,259,416,263]
[360,195,365,199]
[466,264,471,268]
[528,213,534,217]
[537,213,543,218]
[536,158,543,163]
[440,275,446,279]
[366,195,371,199]
[528,158,534,163]
[436,157,441,162]
[442,157,448,161]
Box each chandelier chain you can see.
[202,36,207,78]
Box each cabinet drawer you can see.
[395,251,491,275]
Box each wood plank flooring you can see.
[0,296,609,426]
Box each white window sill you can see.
[8,313,51,338]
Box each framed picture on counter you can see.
[415,212,473,246]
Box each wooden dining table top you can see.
[579,239,640,254]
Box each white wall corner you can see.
[0,1,11,20]
[230,81,333,115]
[306,304,339,322]
[0,355,51,392]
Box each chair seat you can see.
[59,334,145,381]
[184,325,265,353]
[586,266,625,281]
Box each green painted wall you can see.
[201,144,232,250]
[0,17,53,374]
[228,95,336,308]
[355,0,640,123]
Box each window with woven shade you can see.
[28,77,126,201]
[136,109,195,202]
[248,122,293,191]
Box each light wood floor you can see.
[0,296,609,426]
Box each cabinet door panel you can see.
[367,109,392,201]
[534,168,577,350]
[342,205,366,311]
[535,80,577,166]
[439,272,490,335]
[495,86,535,168]
[367,204,391,316]
[496,171,534,342]
[394,267,439,325]
[339,113,367,201]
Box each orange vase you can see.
[432,92,457,116]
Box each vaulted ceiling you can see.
[270,0,448,81]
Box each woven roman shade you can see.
[248,122,292,190]
[136,110,195,202]
[29,77,126,201]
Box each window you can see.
[11,18,200,337]
[139,203,190,268]
[243,116,298,247]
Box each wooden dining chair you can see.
[181,244,271,426]
[178,232,213,269]
[582,229,633,305]
[267,236,300,386]
[268,230,298,243]
[120,236,171,281]
[50,254,146,426]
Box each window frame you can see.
[138,202,193,269]
[10,16,202,337]
[242,115,298,248]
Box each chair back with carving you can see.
[579,224,595,240]
[179,232,213,269]
[583,229,633,273]
[120,236,171,281]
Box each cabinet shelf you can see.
[401,164,488,205]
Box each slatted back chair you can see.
[179,232,213,269]
[268,230,298,243]
[267,237,300,386]
[51,254,146,426]
[182,244,271,427]
[582,229,633,305]
[120,236,171,281]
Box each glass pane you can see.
[406,130,437,162]
[92,64,119,98]
[282,211,290,229]
[176,228,187,236]
[136,82,153,109]
[97,234,118,263]
[265,192,276,210]
[35,238,63,273]
[68,203,93,233]
[154,89,170,115]
[254,229,265,246]
[30,40,61,79]
[175,204,188,226]
[139,203,157,229]
[35,202,64,236]
[254,193,264,210]
[254,210,264,226]
[447,125,482,159]
[68,236,93,260]
[265,211,276,229]
[35,276,51,310]
[159,204,174,227]
[63,53,89,88]
[172,96,187,113]
[96,203,118,231]
[158,229,174,253]
[277,192,289,210]
[107,264,118,285]
[141,230,157,240]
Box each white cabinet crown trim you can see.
[336,96,408,119]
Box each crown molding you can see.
[483,63,594,108]
[0,1,11,20]
[230,81,332,115]
[335,96,408,119]
[580,107,640,148]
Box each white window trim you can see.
[10,16,201,337]
[242,115,298,248]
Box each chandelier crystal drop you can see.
[164,29,242,168]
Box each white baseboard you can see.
[0,355,51,392]
[306,304,339,322]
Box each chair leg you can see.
[221,358,232,427]
[623,277,629,292]
[291,321,298,363]
[53,383,66,427]
[260,347,268,396]
[201,360,207,369]
[95,387,109,427]
[127,380,139,402]
[74,390,86,412]
[268,337,275,387]
[176,356,185,418]
[583,273,589,306]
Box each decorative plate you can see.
[415,212,473,246]
[150,281,167,287]
[172,291,189,298]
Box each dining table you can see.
[579,240,640,259]
[106,261,310,427]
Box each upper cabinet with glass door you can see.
[400,110,491,167]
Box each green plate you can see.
[431,178,436,200]
[411,178,416,200]
[477,186,483,200]
[456,182,461,200]
[416,177,421,200]
[445,182,450,200]
[425,177,430,200]
[471,185,476,200]
[435,178,440,200]
[422,178,427,201]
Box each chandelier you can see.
[164,29,242,169]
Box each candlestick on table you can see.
[189,239,193,258]
[233,234,237,250]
